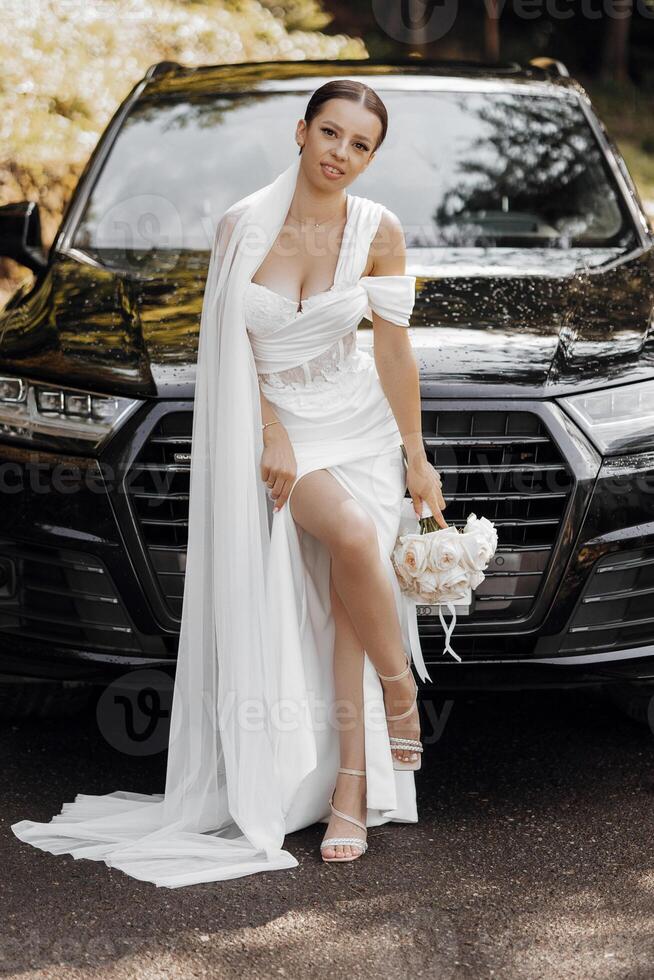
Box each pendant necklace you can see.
[288,202,345,230]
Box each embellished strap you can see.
[389,737,423,753]
[320,837,368,852]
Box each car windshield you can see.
[70,87,639,268]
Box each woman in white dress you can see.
[11,79,447,884]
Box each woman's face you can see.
[296,98,381,191]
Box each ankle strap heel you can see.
[377,653,423,772]
[319,767,368,863]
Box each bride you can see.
[11,79,447,884]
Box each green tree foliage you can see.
[0,0,365,302]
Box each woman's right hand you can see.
[260,424,297,512]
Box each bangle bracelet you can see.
[262,420,281,431]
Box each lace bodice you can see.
[244,271,417,411]
[245,280,337,331]
[242,190,416,410]
[245,282,364,395]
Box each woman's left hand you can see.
[406,456,448,528]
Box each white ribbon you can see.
[405,593,465,681]
[438,601,462,662]
[406,597,432,684]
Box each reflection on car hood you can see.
[1,246,653,399]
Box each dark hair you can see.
[299,79,388,156]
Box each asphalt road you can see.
[2,684,653,980]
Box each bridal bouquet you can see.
[391,500,498,662]
[392,506,498,602]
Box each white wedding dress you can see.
[11,157,430,887]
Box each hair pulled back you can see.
[299,79,387,155]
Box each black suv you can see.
[2,58,654,720]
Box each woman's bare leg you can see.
[289,468,421,774]
[320,571,367,859]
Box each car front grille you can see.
[0,541,142,653]
[127,408,574,631]
[420,409,574,623]
[126,412,190,616]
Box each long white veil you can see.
[12,153,310,887]
[158,151,311,875]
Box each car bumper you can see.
[0,399,653,691]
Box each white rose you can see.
[413,568,440,599]
[427,527,461,571]
[392,536,433,599]
[460,523,497,571]
[395,566,414,594]
[476,537,495,567]
[464,514,498,553]
[399,533,431,577]
[457,533,479,572]
[434,565,469,601]
[392,547,418,594]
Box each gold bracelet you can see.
[262,420,281,430]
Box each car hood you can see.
[1,246,653,400]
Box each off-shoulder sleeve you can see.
[359,274,416,327]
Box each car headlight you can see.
[557,378,654,455]
[0,376,143,452]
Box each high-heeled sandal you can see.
[377,652,424,772]
[320,767,368,863]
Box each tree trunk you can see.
[484,0,501,62]
[600,0,633,82]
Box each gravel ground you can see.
[2,684,653,980]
